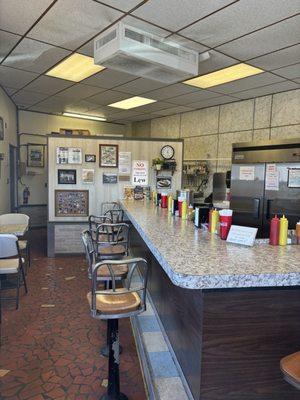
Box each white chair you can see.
[0,214,30,268]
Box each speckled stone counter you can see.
[121,200,300,290]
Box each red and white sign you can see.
[132,160,148,186]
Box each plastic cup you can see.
[219,215,232,240]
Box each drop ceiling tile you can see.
[293,77,300,84]
[87,105,123,116]
[12,90,49,107]
[3,86,18,96]
[64,99,108,113]
[28,0,123,50]
[87,90,131,105]
[196,50,237,75]
[143,83,199,100]
[181,0,300,48]
[29,96,71,113]
[166,89,221,105]
[113,113,160,122]
[0,66,38,89]
[77,39,94,57]
[122,15,170,37]
[165,34,208,53]
[0,0,53,35]
[133,0,234,31]
[247,44,300,70]
[217,15,300,60]
[104,109,144,119]
[0,30,21,62]
[154,105,197,116]
[271,64,300,80]
[96,0,145,12]
[132,101,179,113]
[114,78,166,95]
[56,83,105,101]
[82,69,136,88]
[208,72,284,95]
[24,75,74,95]
[2,38,71,73]
[187,95,238,109]
[232,80,300,99]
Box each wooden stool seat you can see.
[0,258,19,274]
[280,351,300,390]
[87,289,141,315]
[18,240,27,250]
[97,264,128,279]
[99,244,126,256]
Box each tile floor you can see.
[0,229,147,400]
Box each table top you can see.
[0,224,28,236]
[121,200,300,290]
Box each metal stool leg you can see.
[101,319,128,400]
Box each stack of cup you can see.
[219,209,233,240]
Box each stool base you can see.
[100,344,123,358]
[100,393,128,400]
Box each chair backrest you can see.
[104,208,124,224]
[0,234,19,258]
[90,257,149,318]
[96,222,130,254]
[0,213,29,226]
[81,230,95,278]
[88,214,111,240]
[101,202,119,215]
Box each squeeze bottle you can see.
[279,215,288,246]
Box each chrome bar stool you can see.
[88,214,112,243]
[101,202,120,216]
[96,223,129,261]
[87,258,148,400]
[280,351,300,390]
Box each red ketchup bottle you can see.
[269,215,280,245]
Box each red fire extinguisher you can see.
[23,186,30,204]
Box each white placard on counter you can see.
[239,166,255,180]
[226,225,258,247]
[266,164,279,191]
[119,151,131,175]
[132,160,148,186]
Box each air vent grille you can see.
[95,29,117,49]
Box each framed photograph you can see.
[0,117,4,141]
[27,144,45,167]
[56,147,82,164]
[156,176,172,190]
[58,169,76,184]
[103,173,118,184]
[99,144,118,168]
[82,168,95,184]
[55,190,89,217]
[85,154,96,163]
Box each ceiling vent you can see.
[94,22,199,84]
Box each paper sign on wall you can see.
[132,160,148,186]
[239,166,255,181]
[266,164,279,191]
[226,225,258,247]
[119,152,131,175]
[288,168,300,188]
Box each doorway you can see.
[9,144,18,212]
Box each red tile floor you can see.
[0,229,147,400]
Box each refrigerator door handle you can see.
[252,198,260,219]
[266,199,273,220]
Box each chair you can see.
[0,213,30,269]
[95,223,129,260]
[280,351,300,390]
[88,215,112,243]
[87,258,148,400]
[101,202,119,216]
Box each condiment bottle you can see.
[152,190,157,204]
[172,198,178,215]
[188,205,194,220]
[161,193,168,208]
[210,209,219,234]
[178,196,183,217]
[269,214,280,246]
[181,201,187,220]
[168,195,173,212]
[296,221,300,245]
[208,209,213,231]
[279,214,288,246]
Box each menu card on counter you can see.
[226,225,258,247]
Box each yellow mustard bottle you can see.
[279,214,288,246]
[210,209,219,234]
[152,190,157,204]
[168,195,173,212]
[181,201,188,220]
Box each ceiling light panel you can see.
[46,53,105,82]
[108,96,157,109]
[63,112,106,121]
[184,64,264,88]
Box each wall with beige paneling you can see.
[0,87,17,213]
[133,88,300,196]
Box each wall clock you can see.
[161,145,174,160]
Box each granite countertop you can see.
[121,200,300,290]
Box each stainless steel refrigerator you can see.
[230,139,300,238]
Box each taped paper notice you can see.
[266,164,279,191]
[239,166,255,181]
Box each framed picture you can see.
[27,144,45,167]
[55,190,89,217]
[0,117,4,140]
[156,176,172,190]
[103,173,118,184]
[56,147,82,164]
[99,144,118,168]
[58,169,76,184]
[82,168,95,184]
[288,168,300,188]
[85,154,96,163]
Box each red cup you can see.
[178,198,183,217]
[219,215,232,240]
[161,194,168,208]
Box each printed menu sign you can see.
[226,225,258,247]
[119,151,131,175]
[132,160,148,186]
[239,166,255,181]
[266,164,279,191]
[288,168,300,188]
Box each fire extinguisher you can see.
[23,186,30,205]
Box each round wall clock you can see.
[161,145,175,160]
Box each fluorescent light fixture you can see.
[108,96,157,110]
[63,112,107,121]
[46,53,105,82]
[183,63,264,88]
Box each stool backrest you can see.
[81,230,95,278]
[96,222,130,253]
[101,202,119,215]
[104,208,124,224]
[0,213,29,226]
[0,234,19,258]
[88,214,111,241]
[91,258,149,318]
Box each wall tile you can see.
[132,120,151,137]
[254,96,272,129]
[219,99,254,133]
[151,115,180,138]
[270,125,300,140]
[271,89,300,126]
[217,131,253,170]
[253,128,270,141]
[180,106,219,137]
[183,134,218,160]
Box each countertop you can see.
[121,200,300,290]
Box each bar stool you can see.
[88,215,112,243]
[101,202,119,215]
[280,351,300,390]
[96,223,129,261]
[87,258,148,400]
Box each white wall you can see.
[0,87,17,213]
